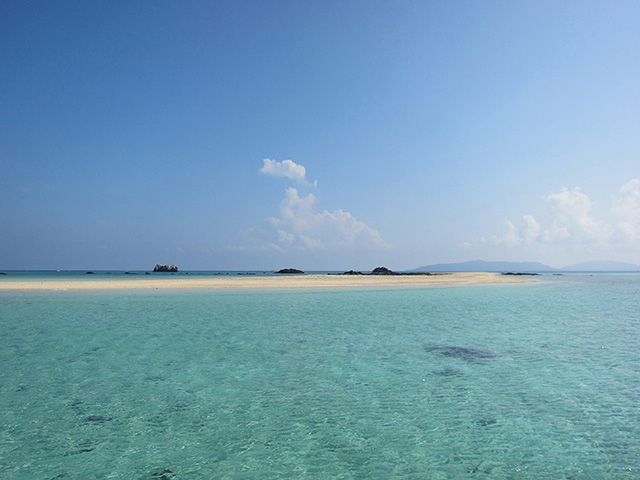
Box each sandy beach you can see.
[0,272,533,291]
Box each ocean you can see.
[1,274,638,479]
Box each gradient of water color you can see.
[1,275,639,479]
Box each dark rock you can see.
[145,272,150,275]
[0,272,6,275]
[432,368,464,377]
[502,272,539,276]
[64,440,96,456]
[153,264,179,273]
[84,415,113,424]
[342,270,364,275]
[476,417,498,427]
[334,269,436,277]
[424,345,496,361]
[275,268,304,274]
[124,272,137,275]
[371,266,396,275]
[86,271,95,275]
[150,468,175,479]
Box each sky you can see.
[1,1,640,271]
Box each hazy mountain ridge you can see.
[561,260,640,271]
[409,260,640,273]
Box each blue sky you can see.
[2,1,639,270]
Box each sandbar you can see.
[0,272,533,291]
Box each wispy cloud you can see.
[260,158,309,183]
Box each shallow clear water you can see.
[1,275,639,479]
[0,270,338,283]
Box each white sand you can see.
[0,272,533,290]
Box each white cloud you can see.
[490,181,640,251]
[260,158,308,183]
[269,187,388,251]
[496,214,541,247]
[612,179,640,242]
[522,215,541,243]
[542,223,570,242]
[277,229,295,245]
[546,187,610,242]
[255,158,386,256]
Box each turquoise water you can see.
[1,275,639,479]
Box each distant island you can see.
[561,260,640,271]
[409,260,640,273]
[153,264,179,272]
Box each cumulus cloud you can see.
[501,215,541,247]
[268,187,388,250]
[256,158,386,253]
[260,158,308,183]
[547,187,611,241]
[491,181,640,249]
[612,179,640,242]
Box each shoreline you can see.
[0,272,533,291]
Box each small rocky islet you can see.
[153,264,179,273]
[275,268,305,274]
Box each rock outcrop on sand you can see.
[371,266,395,275]
[153,264,179,273]
[333,266,435,276]
[275,268,304,274]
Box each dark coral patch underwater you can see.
[424,344,497,361]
